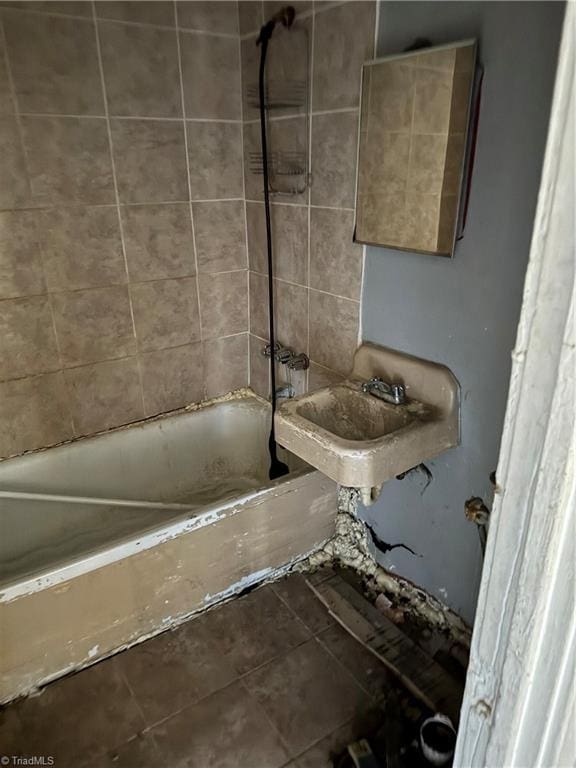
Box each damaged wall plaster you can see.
[300,488,471,646]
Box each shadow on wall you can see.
[360,0,565,624]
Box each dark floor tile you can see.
[273,573,334,635]
[295,709,385,768]
[151,681,289,768]
[0,704,26,757]
[244,638,371,756]
[117,619,237,727]
[318,624,392,702]
[201,586,311,675]
[103,733,162,768]
[14,657,145,765]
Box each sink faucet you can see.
[362,377,406,405]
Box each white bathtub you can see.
[0,392,337,702]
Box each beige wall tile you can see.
[407,133,449,195]
[99,22,182,118]
[140,342,204,416]
[3,3,93,17]
[181,32,240,120]
[368,61,415,132]
[309,290,359,374]
[360,128,410,196]
[0,295,59,381]
[187,121,243,200]
[243,121,263,201]
[193,200,247,273]
[450,70,473,133]
[40,206,125,292]
[404,191,441,252]
[177,1,238,34]
[0,35,12,114]
[313,1,375,111]
[310,208,362,300]
[413,67,453,134]
[417,47,456,72]
[22,116,115,205]
[249,333,269,398]
[308,362,344,392]
[0,211,46,299]
[122,204,196,282]
[246,202,267,274]
[246,203,307,284]
[64,358,143,435]
[199,271,248,339]
[238,1,262,35]
[0,372,73,458]
[311,111,358,208]
[52,285,136,367]
[265,15,311,119]
[130,277,200,352]
[274,279,308,353]
[268,117,309,203]
[442,132,466,197]
[111,119,188,203]
[241,34,259,120]
[271,205,308,284]
[3,12,103,115]
[0,115,31,208]
[203,333,249,398]
[96,1,175,26]
[249,270,269,339]
[356,191,407,247]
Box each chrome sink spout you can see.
[361,377,406,405]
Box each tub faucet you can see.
[362,377,406,405]
[276,382,295,399]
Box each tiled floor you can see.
[0,574,393,768]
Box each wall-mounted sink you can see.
[275,343,459,490]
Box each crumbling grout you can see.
[297,488,472,647]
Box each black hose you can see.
[257,23,289,480]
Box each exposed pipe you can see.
[256,6,296,480]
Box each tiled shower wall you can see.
[0,0,375,459]
[0,0,249,457]
[241,0,376,396]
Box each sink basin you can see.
[275,343,459,489]
[296,384,415,442]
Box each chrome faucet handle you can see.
[262,342,281,359]
[286,352,309,371]
[276,347,294,364]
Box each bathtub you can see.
[0,391,337,703]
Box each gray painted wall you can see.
[361,1,564,624]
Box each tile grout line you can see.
[313,629,386,704]
[249,269,361,305]
[245,198,356,212]
[2,4,242,39]
[174,1,205,383]
[0,269,249,305]
[91,0,146,417]
[237,12,252,392]
[17,112,243,124]
[236,677,296,762]
[306,5,317,391]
